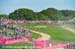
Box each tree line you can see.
[0,8,75,20]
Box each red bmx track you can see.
[0,37,69,49]
[0,36,30,44]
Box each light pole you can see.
[0,17,3,35]
[32,38,36,49]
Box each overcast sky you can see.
[0,0,75,14]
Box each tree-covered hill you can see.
[0,8,75,20]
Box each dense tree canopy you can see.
[0,14,9,19]
[9,8,36,20]
[40,8,64,20]
[1,8,75,20]
[60,10,75,20]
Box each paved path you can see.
[61,25,75,34]
[31,30,51,40]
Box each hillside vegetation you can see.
[0,8,75,20]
